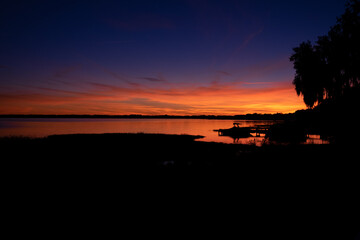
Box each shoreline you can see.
[1,132,351,167]
[0,113,293,120]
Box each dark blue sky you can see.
[0,0,347,115]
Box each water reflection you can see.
[212,123,270,146]
[0,118,330,145]
[214,123,330,145]
[0,118,276,143]
[305,134,330,144]
[224,136,266,146]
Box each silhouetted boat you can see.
[214,123,251,138]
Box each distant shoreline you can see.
[0,113,293,120]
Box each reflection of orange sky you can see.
[0,80,305,115]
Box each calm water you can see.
[0,118,327,145]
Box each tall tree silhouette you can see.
[290,41,325,108]
[290,0,360,108]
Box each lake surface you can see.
[0,118,328,145]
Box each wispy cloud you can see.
[83,58,145,88]
[53,64,82,78]
[233,56,292,84]
[0,77,305,115]
[140,77,166,82]
[120,98,194,110]
[36,87,106,98]
[138,73,167,83]
[217,71,231,76]
[237,27,264,51]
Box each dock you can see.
[250,125,270,137]
[214,124,271,138]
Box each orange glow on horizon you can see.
[0,81,306,115]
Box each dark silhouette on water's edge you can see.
[2,133,359,239]
[0,113,293,120]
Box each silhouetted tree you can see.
[290,41,326,108]
[290,0,360,108]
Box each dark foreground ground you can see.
[1,132,358,170]
[1,133,359,239]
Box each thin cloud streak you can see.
[83,57,141,87]
[0,80,305,115]
[217,71,231,76]
[237,26,264,52]
[53,64,82,79]
[140,77,167,82]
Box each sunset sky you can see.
[0,0,346,115]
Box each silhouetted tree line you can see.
[0,113,292,120]
[290,0,360,108]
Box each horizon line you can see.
[0,112,299,119]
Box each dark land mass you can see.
[269,87,360,144]
[2,132,356,169]
[2,133,359,239]
[2,132,358,186]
